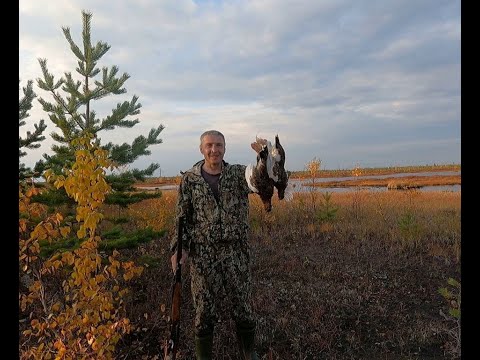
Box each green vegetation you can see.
[316,191,338,222]
[39,226,165,258]
[33,10,164,179]
[19,79,47,180]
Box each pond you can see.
[288,181,461,193]
[289,171,461,193]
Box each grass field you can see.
[112,187,461,359]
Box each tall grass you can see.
[247,190,460,260]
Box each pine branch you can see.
[33,9,165,210]
[19,79,47,177]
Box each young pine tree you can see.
[33,10,164,212]
[19,79,46,181]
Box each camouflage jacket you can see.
[170,160,252,258]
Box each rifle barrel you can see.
[164,216,184,360]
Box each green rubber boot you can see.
[236,323,259,360]
[194,333,213,360]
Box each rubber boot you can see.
[236,323,259,360]
[195,333,213,360]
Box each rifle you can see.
[164,216,184,360]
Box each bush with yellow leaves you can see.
[19,133,143,359]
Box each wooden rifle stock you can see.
[164,216,184,360]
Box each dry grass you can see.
[111,188,461,359]
[293,164,460,179]
[309,175,460,189]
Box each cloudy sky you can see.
[19,0,461,177]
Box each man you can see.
[170,130,259,360]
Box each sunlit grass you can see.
[127,190,177,233]
[124,188,460,263]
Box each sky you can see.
[19,0,461,177]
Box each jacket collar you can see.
[189,159,229,177]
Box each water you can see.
[289,182,461,193]
[137,171,461,193]
[297,171,460,183]
[289,171,460,193]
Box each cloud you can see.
[19,0,461,176]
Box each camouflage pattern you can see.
[170,159,256,335]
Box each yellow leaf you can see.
[77,228,86,239]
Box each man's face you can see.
[200,134,225,167]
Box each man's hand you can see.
[171,249,189,273]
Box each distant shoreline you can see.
[303,174,460,189]
[291,163,460,179]
[135,164,461,189]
